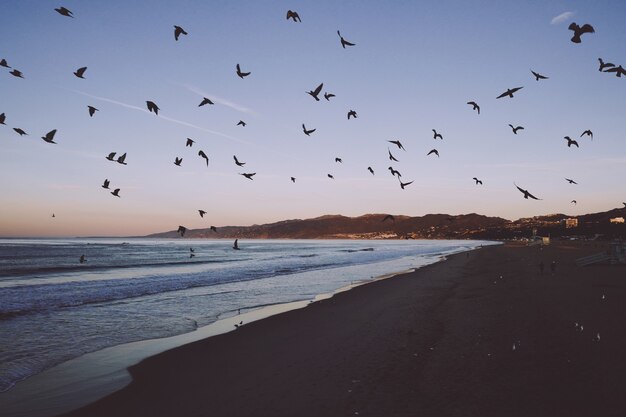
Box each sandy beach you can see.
[59,241,626,417]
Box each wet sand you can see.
[60,241,626,417]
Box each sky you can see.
[1,0,625,237]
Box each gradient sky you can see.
[1,0,625,237]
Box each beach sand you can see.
[60,241,626,417]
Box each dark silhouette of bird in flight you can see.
[198,97,214,107]
[240,172,256,180]
[233,239,240,250]
[598,58,615,72]
[324,92,335,101]
[177,226,187,237]
[79,255,86,264]
[580,130,593,140]
[302,124,316,136]
[564,136,579,148]
[0,113,5,124]
[427,149,439,157]
[286,10,301,22]
[508,124,524,134]
[237,120,246,127]
[116,153,127,165]
[186,138,194,147]
[388,148,399,162]
[337,30,355,48]
[335,157,342,163]
[102,179,110,189]
[496,86,523,99]
[198,150,209,166]
[382,214,395,222]
[41,129,57,144]
[347,110,357,119]
[146,101,159,115]
[367,167,374,175]
[604,65,626,77]
[571,200,577,205]
[52,213,55,218]
[291,177,296,183]
[399,179,413,190]
[531,70,548,81]
[10,69,24,78]
[86,106,99,118]
[210,226,217,232]
[174,157,183,166]
[174,25,188,41]
[514,183,541,200]
[13,128,27,136]
[388,140,405,150]
[467,101,480,114]
[106,152,116,161]
[111,188,121,198]
[473,177,483,185]
[565,178,578,184]
[198,210,206,218]
[233,155,246,166]
[327,174,334,179]
[568,22,595,43]
[388,166,401,177]
[432,129,443,140]
[73,67,87,79]
[0,59,10,68]
[307,83,323,101]
[236,64,250,79]
[55,7,73,18]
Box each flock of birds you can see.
[1,7,625,250]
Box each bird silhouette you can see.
[598,58,615,72]
[604,65,626,77]
[240,172,256,180]
[73,67,87,79]
[111,188,121,198]
[327,174,334,179]
[116,153,127,165]
[531,70,548,81]
[106,152,116,161]
[388,166,401,177]
[186,138,195,147]
[347,110,357,119]
[174,157,183,166]
[367,167,374,175]
[198,97,214,107]
[13,128,27,136]
[307,83,323,101]
[146,101,159,115]
[399,179,413,190]
[0,59,10,68]
[514,183,541,200]
[41,129,57,144]
[568,22,595,43]
[236,64,251,79]
[233,155,246,166]
[335,157,342,163]
[102,179,110,189]
[473,177,483,185]
[210,226,217,232]
[198,210,206,218]
[198,150,209,166]
[177,226,187,237]
[87,106,98,117]
[291,177,296,183]
[382,214,395,222]
[55,7,73,17]
[564,136,579,148]
[52,213,55,218]
[571,200,577,205]
[237,120,246,127]
[565,178,578,184]
[388,140,405,150]
[302,124,316,136]
[508,124,524,134]
[324,92,335,101]
[0,113,5,124]
[286,10,301,22]
[580,130,593,140]
[10,69,24,78]
[174,25,188,41]
[79,255,86,264]
[233,239,240,250]
[496,86,523,99]
[467,101,480,114]
[337,30,355,48]
[388,148,399,162]
[427,149,439,157]
[432,129,443,140]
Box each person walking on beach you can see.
[550,260,557,275]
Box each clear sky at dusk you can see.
[1,0,625,237]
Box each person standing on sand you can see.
[550,261,556,275]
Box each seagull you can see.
[174,25,188,41]
[531,70,549,81]
[233,239,240,250]
[233,155,246,166]
[106,152,116,161]
[467,101,480,114]
[198,97,214,107]
[565,178,578,184]
[473,177,483,185]
[198,210,206,218]
[146,101,159,115]
[327,174,334,179]
[210,226,217,232]
[116,153,127,165]
[388,140,405,150]
[580,130,593,140]
[0,113,5,124]
[87,106,98,117]
[307,83,323,101]
[598,58,615,72]
[13,128,27,136]
[564,136,579,148]
[291,177,296,183]
[237,120,246,127]
[79,255,86,264]
[432,129,443,140]
[55,7,74,17]
[0,59,11,68]
[286,10,301,22]
[367,167,374,175]
[177,226,187,237]
[337,30,355,48]
[41,129,57,144]
[508,124,524,134]
[604,65,626,77]
[496,86,523,99]
[9,69,24,78]
[382,215,395,222]
[174,157,183,166]
[186,138,195,147]
[102,179,110,189]
[234,320,243,328]
[335,157,342,163]
[571,200,577,205]
[324,92,335,101]
[236,63,251,79]
[347,110,357,119]
[388,167,401,177]
[302,124,316,136]
[388,148,399,162]
[111,188,121,198]
[198,150,209,166]
[568,22,595,43]
[399,179,413,190]
[240,173,256,180]
[514,183,541,200]
[73,66,87,79]
[427,149,439,157]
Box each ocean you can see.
[0,238,494,394]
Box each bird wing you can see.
[580,24,595,34]
[514,183,526,194]
[568,22,579,31]
[343,39,355,46]
[76,67,87,76]
[496,91,508,99]
[313,83,323,95]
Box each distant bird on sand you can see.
[467,101,480,114]
[233,155,246,166]
[565,178,578,184]
[496,86,523,99]
[388,148,399,162]
[307,83,323,101]
[327,174,334,179]
[240,172,256,180]
[233,239,240,250]
[388,140,405,150]
[177,226,187,237]
[286,10,301,22]
[174,157,183,166]
[347,110,357,119]
[604,65,626,78]
[382,214,395,222]
[55,7,73,18]
[9,69,24,78]
[237,120,246,127]
[0,113,5,124]
[432,129,443,140]
[508,124,524,134]
[87,106,98,117]
[234,320,243,328]
[324,92,335,101]
[102,179,110,189]
[41,129,57,144]
[174,25,188,41]
[186,138,195,147]
[0,59,10,68]
[198,150,209,166]
[367,167,374,175]
[571,200,577,205]
[473,177,483,185]
[198,97,214,107]
[73,66,87,79]
[388,166,401,177]
[399,179,413,190]
[302,124,316,136]
[427,149,439,157]
[236,64,251,79]
[598,58,615,72]
[116,153,127,165]
[531,70,548,81]
[13,128,27,136]
[146,101,159,115]
[564,136,579,148]
[198,210,206,218]
[335,157,342,163]
[79,255,86,264]
[106,152,116,161]
[580,130,593,140]
[111,188,121,198]
[515,183,541,200]
[337,30,355,48]
[568,22,595,43]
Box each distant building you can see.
[562,218,578,228]
[610,217,625,224]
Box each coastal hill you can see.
[146,207,626,239]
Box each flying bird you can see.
[388,148,399,162]
[0,113,5,124]
[87,105,98,117]
[13,128,27,136]
[307,83,323,101]
[324,92,335,101]
[531,70,548,81]
[9,69,24,78]
[210,226,217,232]
[564,136,579,148]
[233,155,246,166]
[174,157,183,166]
[198,150,209,166]
[508,124,524,134]
[514,183,541,200]
[146,101,159,115]
[388,140,405,150]
[432,129,443,140]
[496,86,523,99]
[327,174,334,179]
[604,65,626,78]
[236,64,251,79]
[565,178,578,184]
[177,226,187,237]
[0,59,10,68]
[388,166,401,177]
[302,124,316,136]
[198,210,206,218]
[335,157,342,163]
[291,177,296,183]
[174,25,188,41]
[111,188,121,198]
[568,22,595,43]
[102,179,110,189]
[240,172,256,180]
[598,58,615,72]
[41,129,57,144]
[55,7,73,17]
[571,200,577,205]
[382,215,395,222]
[467,101,480,114]
[427,149,439,157]
[116,153,127,165]
[399,179,413,190]
[237,120,246,127]
[473,177,483,185]
[106,152,116,161]
[286,10,301,22]
[337,30,355,48]
[580,130,593,140]
[347,110,357,119]
[198,97,214,107]
[73,66,87,79]
[367,167,374,175]
[186,138,195,147]
[233,239,240,250]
